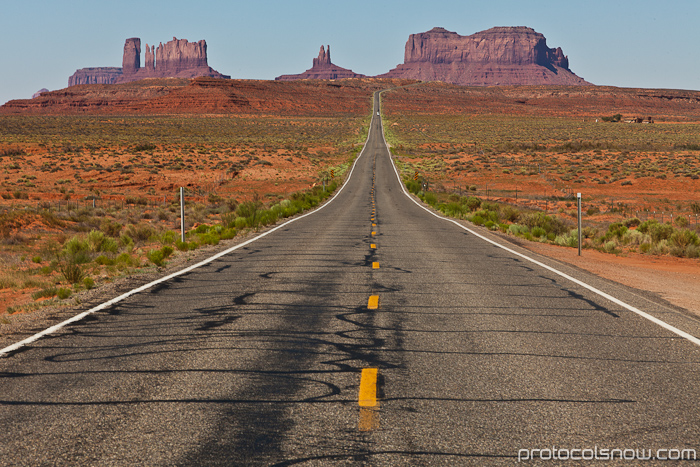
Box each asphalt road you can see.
[2,93,700,466]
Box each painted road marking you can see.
[359,368,378,407]
[358,368,380,431]
[381,117,700,349]
[372,262,380,269]
[372,223,376,227]
[370,244,376,249]
[368,295,379,309]
[371,231,376,236]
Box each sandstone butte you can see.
[68,37,229,86]
[275,45,366,81]
[378,26,590,86]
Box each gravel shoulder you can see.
[509,237,700,317]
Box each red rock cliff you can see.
[380,26,589,86]
[69,37,229,86]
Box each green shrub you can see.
[198,232,220,246]
[94,255,115,266]
[532,226,546,238]
[642,221,674,243]
[622,217,641,228]
[555,230,579,248]
[126,224,155,243]
[160,230,177,245]
[32,287,58,300]
[120,234,134,249]
[57,287,72,299]
[501,205,520,222]
[522,212,569,236]
[422,192,438,206]
[405,180,421,194]
[100,219,122,237]
[63,236,91,264]
[675,216,690,228]
[175,240,191,251]
[669,229,700,249]
[602,223,628,242]
[32,255,42,263]
[602,240,620,254]
[147,249,166,267]
[161,245,174,259]
[194,224,209,234]
[221,228,236,240]
[465,197,482,212]
[116,252,137,267]
[83,277,95,290]
[87,230,118,253]
[221,212,237,228]
[147,245,175,267]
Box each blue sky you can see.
[1,0,699,105]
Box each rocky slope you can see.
[379,27,590,86]
[276,46,365,81]
[68,37,229,86]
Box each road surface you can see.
[2,92,700,465]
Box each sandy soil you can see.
[515,239,700,316]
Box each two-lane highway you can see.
[2,92,700,465]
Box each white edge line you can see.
[0,107,379,358]
[378,98,700,348]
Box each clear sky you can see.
[2,0,699,105]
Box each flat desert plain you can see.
[0,78,698,332]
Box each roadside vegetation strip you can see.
[378,108,700,349]
[0,110,380,358]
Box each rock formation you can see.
[68,67,123,86]
[122,38,141,76]
[68,37,229,87]
[32,88,49,99]
[276,45,365,81]
[379,27,589,86]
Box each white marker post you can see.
[577,192,582,256]
[180,187,185,243]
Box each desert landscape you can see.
[1,25,698,329]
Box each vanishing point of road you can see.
[2,92,700,466]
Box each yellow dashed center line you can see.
[370,244,376,249]
[367,295,379,309]
[372,262,379,269]
[358,368,378,407]
[358,368,380,431]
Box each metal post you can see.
[180,187,185,243]
[577,192,582,256]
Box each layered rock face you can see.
[380,27,589,86]
[69,37,229,87]
[122,38,141,75]
[276,45,365,81]
[68,67,123,86]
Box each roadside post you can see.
[180,187,185,243]
[577,192,582,256]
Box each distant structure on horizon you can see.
[378,26,590,86]
[275,45,365,81]
[68,37,229,86]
